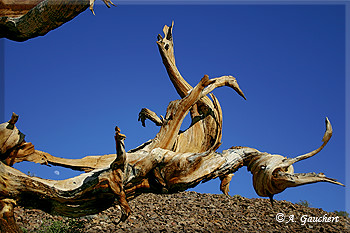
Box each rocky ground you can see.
[15,191,349,232]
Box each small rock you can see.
[14,191,349,233]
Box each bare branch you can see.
[281,117,333,168]
[201,75,246,100]
[0,0,114,41]
[0,22,344,232]
[138,108,164,127]
[157,21,192,99]
[220,174,234,196]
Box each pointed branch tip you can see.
[322,117,332,143]
[8,113,19,125]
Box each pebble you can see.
[14,191,349,232]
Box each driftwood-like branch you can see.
[0,0,113,41]
[0,23,344,233]
[138,108,164,127]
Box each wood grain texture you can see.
[0,23,343,232]
[0,0,113,41]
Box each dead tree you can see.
[0,23,344,233]
[0,0,113,41]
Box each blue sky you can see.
[2,4,347,213]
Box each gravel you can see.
[15,191,349,232]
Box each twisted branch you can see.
[0,22,344,233]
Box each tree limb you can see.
[0,0,113,41]
[138,108,164,127]
[0,22,344,233]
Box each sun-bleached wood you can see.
[0,23,344,233]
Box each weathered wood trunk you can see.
[0,22,344,233]
[0,0,113,41]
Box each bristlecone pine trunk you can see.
[0,0,114,41]
[0,21,344,233]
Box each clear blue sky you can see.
[2,4,347,213]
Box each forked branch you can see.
[0,22,344,233]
